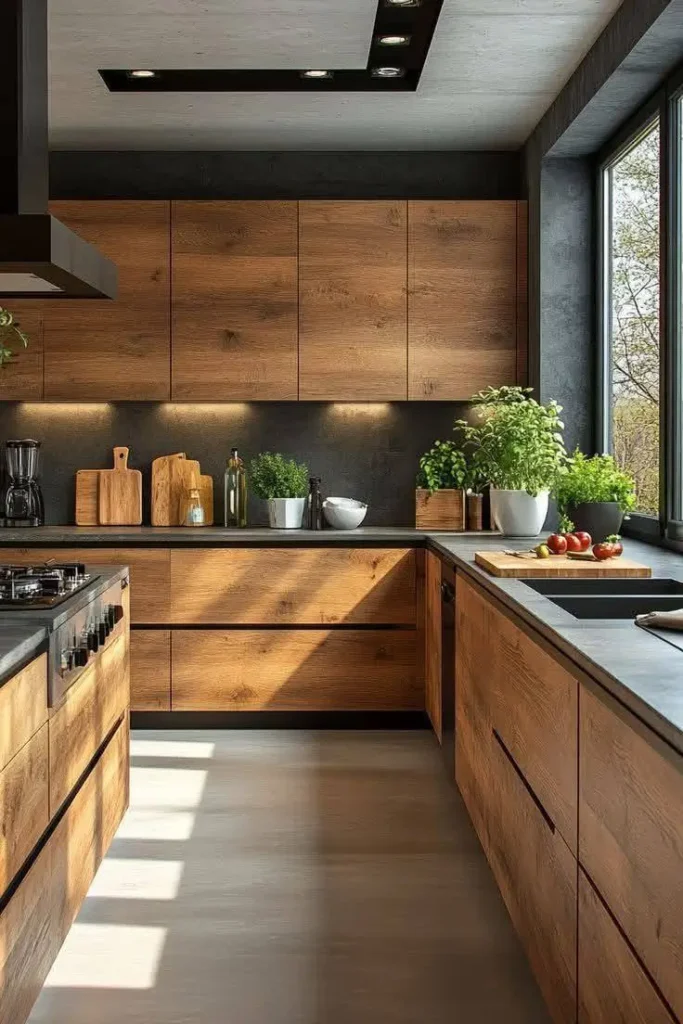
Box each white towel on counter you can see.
[636,609,683,631]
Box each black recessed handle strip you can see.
[492,728,556,834]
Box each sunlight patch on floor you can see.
[44,924,167,990]
[130,766,208,809]
[87,858,184,901]
[130,739,216,760]
[115,808,197,841]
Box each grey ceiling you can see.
[49,0,624,150]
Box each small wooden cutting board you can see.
[475,550,652,578]
[75,470,100,526]
[98,447,142,526]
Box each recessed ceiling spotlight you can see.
[128,69,156,79]
[377,34,411,46]
[384,0,421,6]
[371,66,405,78]
[301,70,333,80]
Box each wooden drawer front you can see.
[424,551,442,742]
[170,548,416,625]
[580,684,683,1022]
[0,724,49,896]
[0,548,169,622]
[172,629,420,711]
[49,634,129,814]
[579,869,675,1024]
[0,654,47,774]
[130,631,171,711]
[488,591,578,851]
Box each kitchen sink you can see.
[542,595,683,619]
[522,578,683,619]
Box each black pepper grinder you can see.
[307,477,323,530]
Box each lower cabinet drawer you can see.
[579,869,675,1024]
[0,718,128,1024]
[49,633,129,813]
[0,654,48,775]
[172,629,420,711]
[130,630,171,710]
[0,724,49,895]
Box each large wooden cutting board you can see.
[475,551,652,578]
[98,447,142,526]
[151,453,187,526]
[75,470,100,526]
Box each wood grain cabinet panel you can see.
[408,200,518,400]
[43,201,171,400]
[172,629,419,711]
[0,303,44,401]
[578,869,675,1024]
[49,634,129,814]
[130,630,171,711]
[0,653,47,774]
[0,725,49,895]
[580,683,683,1022]
[170,548,416,625]
[299,201,408,400]
[172,201,298,400]
[0,548,170,623]
[424,551,442,741]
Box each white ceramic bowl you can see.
[323,497,368,530]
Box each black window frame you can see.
[596,64,683,550]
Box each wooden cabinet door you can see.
[424,551,442,741]
[578,869,675,1024]
[0,654,47,774]
[580,682,683,1022]
[299,201,408,400]
[130,630,171,711]
[0,302,44,400]
[408,200,518,400]
[43,201,171,400]
[0,724,49,895]
[172,201,298,400]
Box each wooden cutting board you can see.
[475,550,652,578]
[75,470,100,526]
[151,453,187,526]
[199,475,214,526]
[98,447,143,526]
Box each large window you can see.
[604,119,661,517]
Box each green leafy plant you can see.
[249,452,309,500]
[455,386,567,496]
[553,451,637,517]
[417,441,466,493]
[0,307,29,367]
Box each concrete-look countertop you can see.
[2,525,683,757]
[0,624,48,686]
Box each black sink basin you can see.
[524,578,683,597]
[537,595,683,620]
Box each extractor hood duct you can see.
[0,0,117,299]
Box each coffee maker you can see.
[1,440,45,527]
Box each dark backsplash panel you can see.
[0,402,467,527]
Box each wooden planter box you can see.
[415,488,465,531]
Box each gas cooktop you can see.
[0,563,98,609]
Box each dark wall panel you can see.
[0,402,466,527]
[49,150,524,200]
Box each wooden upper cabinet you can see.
[43,201,171,400]
[299,201,408,400]
[0,303,44,400]
[408,200,519,400]
[171,201,298,400]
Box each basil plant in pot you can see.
[415,441,467,530]
[0,307,28,367]
[553,451,636,541]
[457,386,567,538]
[249,452,309,529]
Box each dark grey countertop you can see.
[0,624,48,685]
[0,526,435,546]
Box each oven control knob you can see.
[106,605,116,629]
[87,628,99,653]
[75,646,89,668]
[60,649,74,673]
[98,619,108,644]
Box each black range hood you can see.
[0,0,117,299]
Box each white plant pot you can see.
[490,488,549,538]
[267,497,306,529]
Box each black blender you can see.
[1,440,45,527]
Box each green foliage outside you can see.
[0,307,28,367]
[417,441,466,493]
[455,386,566,496]
[249,452,309,500]
[609,123,660,516]
[553,450,636,518]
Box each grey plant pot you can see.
[567,502,624,542]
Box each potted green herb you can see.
[553,451,636,541]
[0,307,28,367]
[416,441,467,530]
[457,386,566,538]
[249,452,309,529]
[463,456,488,532]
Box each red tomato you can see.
[565,533,583,553]
[547,533,568,555]
[607,535,623,557]
[593,542,614,561]
[574,531,592,552]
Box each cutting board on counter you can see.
[151,453,213,525]
[199,475,214,526]
[475,550,652,578]
[98,447,142,526]
[75,470,100,526]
